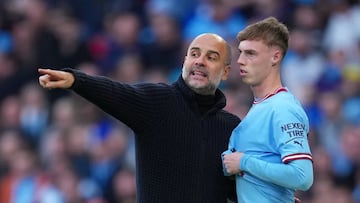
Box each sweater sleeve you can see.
[222,131,239,177]
[240,155,313,191]
[64,68,171,133]
[222,149,233,176]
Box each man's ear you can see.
[221,65,231,80]
[272,49,282,66]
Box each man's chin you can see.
[188,80,206,89]
[189,83,216,95]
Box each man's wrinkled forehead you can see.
[188,36,224,54]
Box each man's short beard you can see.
[185,79,216,95]
[193,85,216,95]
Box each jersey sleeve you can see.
[240,155,313,190]
[272,104,313,163]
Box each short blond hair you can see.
[237,17,289,58]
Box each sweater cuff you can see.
[62,68,85,90]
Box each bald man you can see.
[39,33,240,203]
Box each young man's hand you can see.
[223,152,243,175]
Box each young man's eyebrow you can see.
[238,47,257,53]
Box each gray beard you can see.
[184,78,216,96]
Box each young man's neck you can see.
[252,82,283,99]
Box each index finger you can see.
[38,68,54,75]
[38,68,65,80]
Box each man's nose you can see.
[237,54,245,65]
[194,55,205,66]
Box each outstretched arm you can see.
[38,68,171,133]
[38,68,75,89]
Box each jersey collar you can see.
[253,87,288,104]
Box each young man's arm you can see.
[240,155,313,190]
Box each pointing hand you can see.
[38,68,75,89]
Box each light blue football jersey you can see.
[226,87,312,203]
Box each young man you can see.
[38,33,240,203]
[222,17,314,203]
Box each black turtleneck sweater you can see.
[195,93,217,114]
[65,69,241,203]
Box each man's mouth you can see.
[191,70,208,78]
[239,69,247,76]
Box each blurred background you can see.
[0,0,359,202]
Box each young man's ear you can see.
[272,49,282,66]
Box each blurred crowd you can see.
[0,0,360,202]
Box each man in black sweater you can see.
[38,33,241,203]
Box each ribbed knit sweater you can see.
[66,69,241,203]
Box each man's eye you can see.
[208,55,218,61]
[191,52,199,57]
[246,51,256,56]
